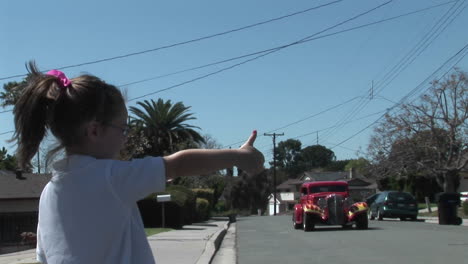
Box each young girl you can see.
[12,62,265,264]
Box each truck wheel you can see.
[303,213,315,232]
[356,214,368,230]
[293,214,301,229]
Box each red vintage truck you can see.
[292,181,368,231]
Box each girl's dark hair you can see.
[12,61,125,170]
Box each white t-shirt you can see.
[36,154,166,264]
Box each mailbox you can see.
[157,194,171,202]
[156,194,171,228]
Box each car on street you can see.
[460,192,468,202]
[292,181,369,231]
[365,193,379,206]
[368,191,418,221]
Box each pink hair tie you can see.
[46,70,71,88]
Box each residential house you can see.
[275,179,304,211]
[0,170,51,249]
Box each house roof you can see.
[0,170,51,199]
[301,181,348,188]
[346,177,375,186]
[276,171,377,190]
[349,182,378,190]
[276,179,304,190]
[300,171,350,182]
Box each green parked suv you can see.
[367,191,418,221]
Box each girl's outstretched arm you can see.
[163,131,264,180]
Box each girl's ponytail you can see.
[12,61,124,171]
[12,61,66,171]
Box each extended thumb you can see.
[245,130,257,146]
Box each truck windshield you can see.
[309,185,347,193]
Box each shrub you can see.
[173,174,226,211]
[462,200,468,216]
[214,200,226,213]
[138,185,196,229]
[213,208,239,217]
[192,188,215,209]
[137,196,184,229]
[195,198,210,221]
[167,185,196,225]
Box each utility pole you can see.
[37,149,41,174]
[264,132,284,216]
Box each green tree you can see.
[173,173,226,210]
[297,145,336,171]
[197,134,222,149]
[230,170,270,214]
[119,128,151,160]
[368,70,468,192]
[0,147,17,171]
[344,158,371,176]
[1,80,26,107]
[325,159,352,171]
[128,99,205,157]
[273,139,302,177]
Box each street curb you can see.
[211,222,236,264]
[195,221,230,264]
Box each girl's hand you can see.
[238,130,265,176]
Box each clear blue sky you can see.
[1,0,468,165]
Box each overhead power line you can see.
[373,0,467,97]
[0,130,14,136]
[291,44,468,154]
[222,96,363,148]
[287,40,468,153]
[128,0,459,148]
[127,1,393,102]
[320,0,466,143]
[1,0,450,106]
[255,110,386,151]
[329,42,468,150]
[119,0,452,89]
[2,0,400,115]
[0,0,346,81]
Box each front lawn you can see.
[144,228,173,237]
[418,203,436,210]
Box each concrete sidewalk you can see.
[0,219,230,264]
[418,216,468,226]
[148,219,229,264]
[418,206,468,226]
[418,206,438,213]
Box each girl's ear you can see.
[85,121,102,142]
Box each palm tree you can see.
[129,99,205,156]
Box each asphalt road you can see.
[237,215,468,264]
